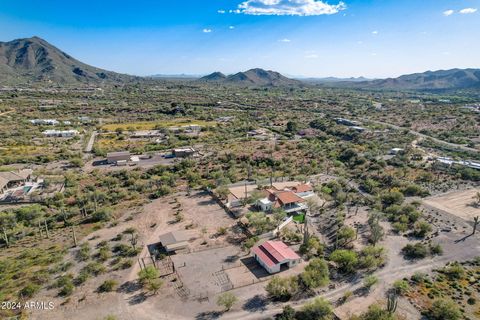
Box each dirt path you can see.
[84,130,97,153]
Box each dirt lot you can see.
[423,188,480,221]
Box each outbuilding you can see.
[158,231,190,252]
[172,147,195,158]
[106,151,131,164]
[252,240,301,274]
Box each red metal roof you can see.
[252,240,300,268]
[275,191,305,206]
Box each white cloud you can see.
[235,0,346,16]
[202,28,212,33]
[305,54,319,59]
[229,26,235,29]
[459,8,477,14]
[443,9,454,16]
[278,38,291,42]
[218,9,226,14]
[372,30,378,35]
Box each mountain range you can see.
[199,69,301,86]
[357,69,480,90]
[0,36,479,90]
[0,36,136,85]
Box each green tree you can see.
[138,266,162,294]
[300,258,330,289]
[276,305,296,320]
[266,276,299,301]
[217,292,238,311]
[329,249,358,274]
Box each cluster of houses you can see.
[436,157,480,170]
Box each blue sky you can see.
[0,0,479,78]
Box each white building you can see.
[42,130,78,137]
[30,119,59,125]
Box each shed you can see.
[159,231,190,252]
[107,151,131,164]
[252,240,301,274]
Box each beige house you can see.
[0,169,33,193]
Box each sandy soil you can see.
[423,188,480,221]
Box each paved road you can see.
[365,118,480,154]
[84,130,97,153]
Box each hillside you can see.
[0,36,136,85]
[200,68,300,86]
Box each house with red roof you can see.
[292,184,314,197]
[252,240,301,274]
[257,188,308,214]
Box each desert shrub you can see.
[393,279,410,295]
[363,275,378,290]
[76,242,91,261]
[429,298,461,320]
[98,279,118,292]
[266,276,299,301]
[401,243,428,259]
[18,283,41,298]
[442,263,465,280]
[413,220,432,238]
[298,297,333,320]
[81,262,106,276]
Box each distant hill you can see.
[199,72,227,82]
[326,69,480,90]
[0,36,137,85]
[200,68,300,86]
